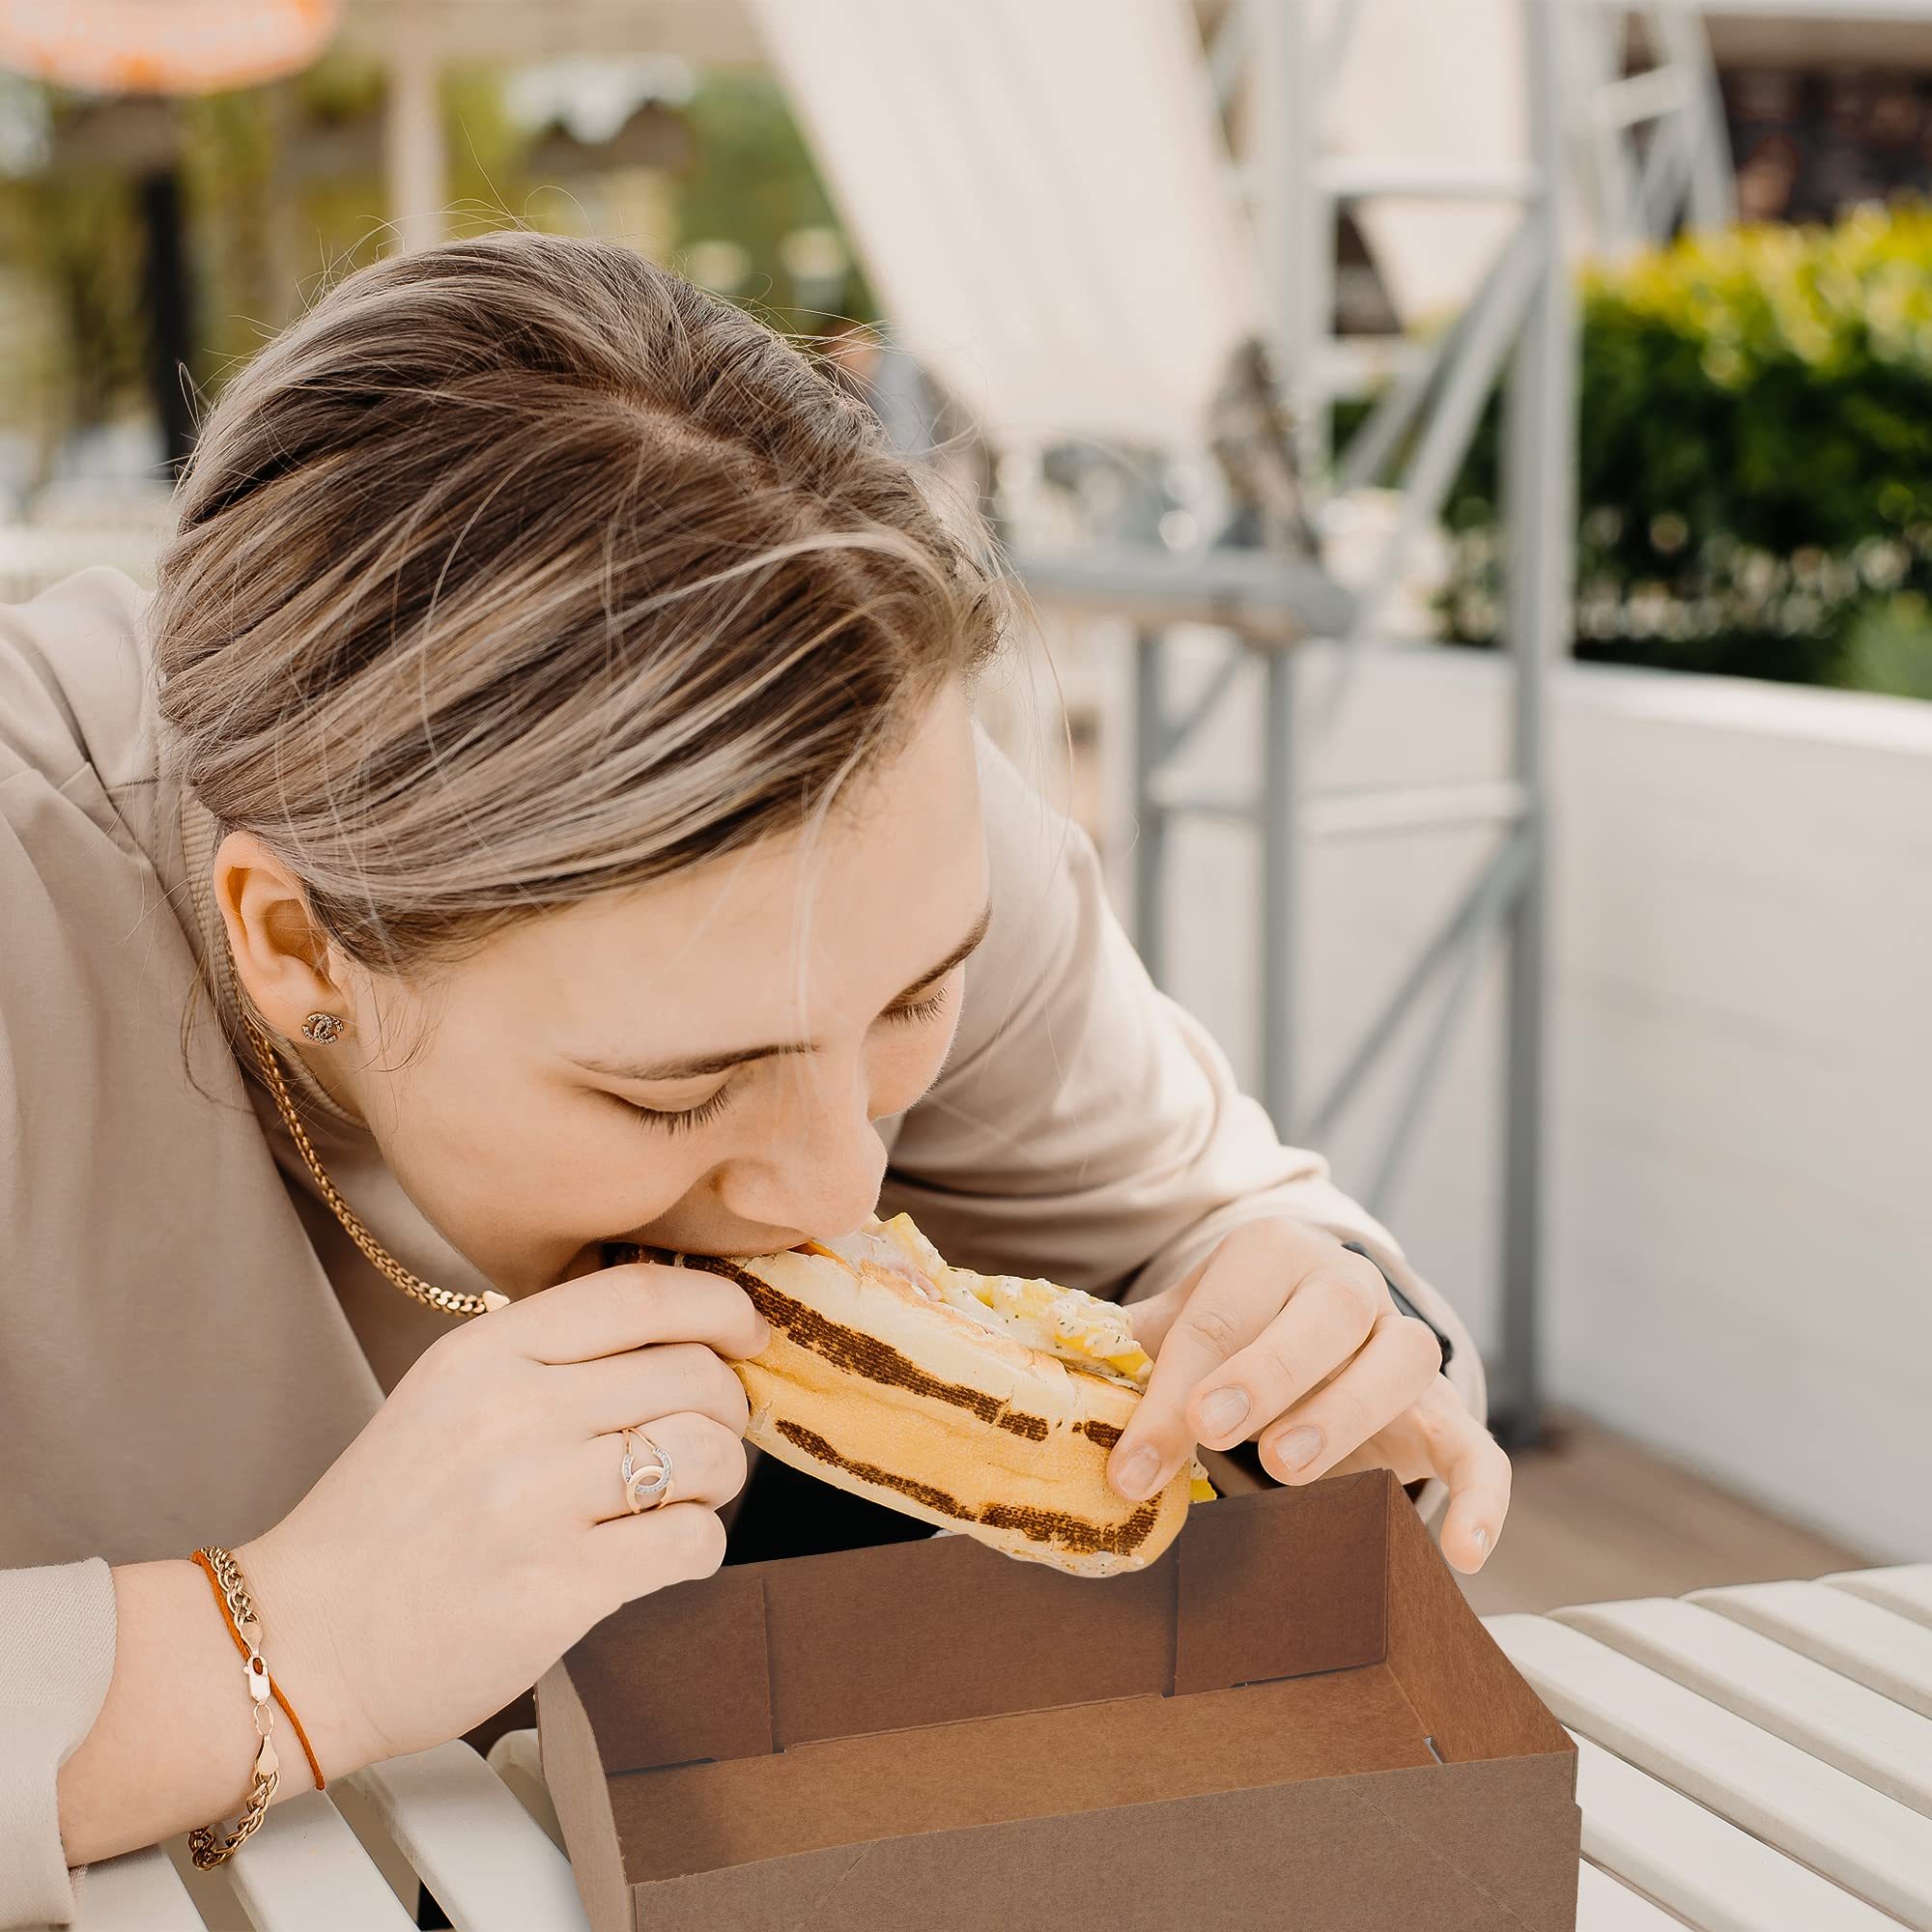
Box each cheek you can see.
[381,1060,702,1229]
[867,1013,961,1119]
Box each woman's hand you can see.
[236,1262,768,1780]
[1104,1219,1511,1574]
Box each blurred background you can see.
[5,0,1926,1609]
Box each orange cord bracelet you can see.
[189,1549,326,1792]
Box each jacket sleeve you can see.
[0,573,144,1920]
[881,731,1486,1440]
[0,1560,118,1928]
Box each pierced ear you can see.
[213,830,350,1039]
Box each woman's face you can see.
[220,682,990,1297]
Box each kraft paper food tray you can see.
[537,1469,1580,1932]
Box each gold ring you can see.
[620,1428,674,1513]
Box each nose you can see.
[717,1078,889,1247]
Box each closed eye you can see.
[618,1089,734,1136]
[880,983,952,1029]
[615,976,955,1129]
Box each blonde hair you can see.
[154,230,1005,977]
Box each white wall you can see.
[1104,636,1932,1563]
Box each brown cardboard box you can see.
[537,1469,1579,1931]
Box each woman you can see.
[0,232,1508,1924]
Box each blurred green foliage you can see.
[0,60,867,478]
[0,162,149,435]
[1441,203,1932,697]
[671,71,872,334]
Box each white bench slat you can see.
[1691,1580,1932,1719]
[1823,1565,1932,1633]
[73,1843,208,1932]
[1484,1614,1932,1929]
[484,1727,566,1854]
[1556,1597,1932,1816]
[223,1789,415,1930]
[1567,1729,1898,1932]
[347,1741,591,1932]
[1575,1859,1693,1932]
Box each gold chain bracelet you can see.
[185,1546,281,1870]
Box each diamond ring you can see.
[620,1429,674,1513]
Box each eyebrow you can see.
[566,898,994,1086]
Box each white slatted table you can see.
[70,1567,1930,1931]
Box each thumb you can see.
[1122,1253,1214,1359]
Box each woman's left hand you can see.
[1103,1218,1511,1574]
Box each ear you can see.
[213,830,352,1037]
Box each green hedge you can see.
[1440,203,1932,698]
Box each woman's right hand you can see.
[235,1260,768,1779]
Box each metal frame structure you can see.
[1571,2,1736,255]
[1017,0,1579,1444]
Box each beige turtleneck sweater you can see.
[0,569,1481,1926]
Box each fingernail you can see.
[1199,1386,1250,1442]
[1273,1426,1322,1472]
[1472,1524,1491,1558]
[1114,1443,1162,1500]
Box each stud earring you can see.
[300,1011,348,1044]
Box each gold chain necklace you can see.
[242,1018,507,1319]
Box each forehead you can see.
[476,686,988,1033]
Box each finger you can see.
[1189,1259,1392,1451]
[1108,1235,1313,1502]
[1318,1393,1512,1573]
[1324,1413,1435,1486]
[588,1501,729,1603]
[488,1263,771,1367]
[576,1410,750,1525]
[1254,1311,1446,1486]
[1322,1378,1483,1489]
[554,1341,752,1441]
[1422,1389,1513,1573]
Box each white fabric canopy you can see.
[1315,0,1528,328]
[749,0,1264,451]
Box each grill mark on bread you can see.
[774,1421,961,1517]
[773,1421,1163,1557]
[977,1496,1160,1556]
[1072,1418,1123,1451]
[655,1248,1058,1440]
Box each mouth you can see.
[589,1232,821,1272]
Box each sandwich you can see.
[609,1213,1211,1577]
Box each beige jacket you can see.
[0,569,1481,1927]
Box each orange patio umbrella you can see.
[0,0,340,95]
[0,1,344,474]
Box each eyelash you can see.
[881,985,952,1029]
[618,982,954,1134]
[621,1090,735,1137]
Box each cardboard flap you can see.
[1382,1480,1574,1763]
[759,1531,1175,1747]
[568,1565,773,1774]
[1174,1471,1390,1692]
[561,1528,1182,1771]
